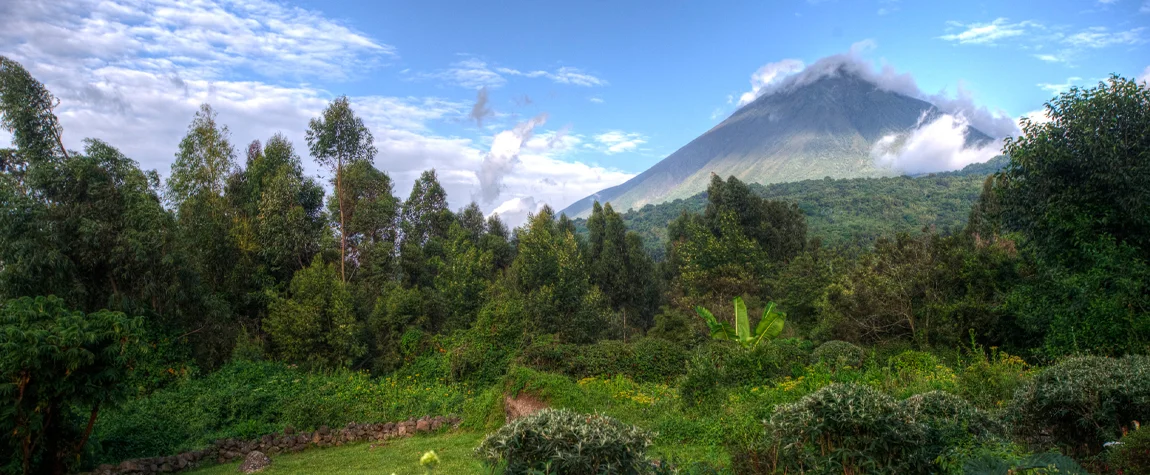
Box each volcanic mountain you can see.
[561,70,994,217]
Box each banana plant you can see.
[694,297,786,349]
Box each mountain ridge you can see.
[561,70,994,217]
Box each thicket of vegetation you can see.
[2,52,1149,474]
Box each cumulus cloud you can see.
[735,40,1019,138]
[0,0,632,227]
[469,87,493,126]
[737,58,805,106]
[871,112,1001,174]
[489,196,541,226]
[476,114,549,203]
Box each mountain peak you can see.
[560,70,993,218]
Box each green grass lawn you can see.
[187,431,488,475]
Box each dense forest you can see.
[2,54,1150,475]
[575,155,1010,256]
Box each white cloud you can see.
[0,0,630,226]
[938,18,1040,45]
[1017,109,1053,130]
[489,196,542,226]
[733,40,1019,138]
[1063,26,1147,48]
[427,61,607,89]
[1137,65,1150,84]
[737,58,805,106]
[499,66,608,87]
[1037,77,1084,95]
[593,131,648,154]
[1033,53,1068,63]
[589,97,604,103]
[871,112,1001,174]
[476,114,548,203]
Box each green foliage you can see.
[1005,355,1150,456]
[1107,427,1150,475]
[307,95,376,283]
[957,344,1031,410]
[92,360,466,465]
[580,158,1007,257]
[758,383,932,474]
[901,391,1002,442]
[694,297,786,349]
[679,339,812,406]
[810,340,866,371]
[519,337,689,384]
[587,202,661,330]
[475,408,656,474]
[513,207,610,343]
[647,307,705,348]
[0,55,66,164]
[0,296,146,474]
[990,76,1150,357]
[962,452,1087,475]
[265,256,364,369]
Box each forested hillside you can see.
[3,53,1149,475]
[581,155,1009,256]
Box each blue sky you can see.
[1,0,1148,224]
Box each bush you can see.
[518,337,688,384]
[755,383,933,475]
[92,360,466,464]
[474,408,655,474]
[680,340,812,407]
[901,391,1002,442]
[957,346,1030,410]
[810,340,865,370]
[1005,355,1150,456]
[1107,427,1150,475]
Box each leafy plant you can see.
[694,297,785,349]
[474,408,655,474]
[810,340,866,370]
[962,452,1087,475]
[759,383,933,475]
[1005,355,1150,456]
[1107,425,1150,475]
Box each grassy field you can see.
[185,429,728,474]
[187,431,487,475]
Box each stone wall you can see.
[84,415,461,475]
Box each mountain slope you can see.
[573,156,1008,257]
[562,70,992,217]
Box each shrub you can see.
[680,340,812,407]
[1005,355,1150,456]
[957,346,1030,410]
[1107,427,1150,475]
[757,383,933,475]
[474,408,655,474]
[901,391,1002,442]
[519,338,688,384]
[810,340,865,370]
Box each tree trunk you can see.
[337,157,346,282]
[74,402,100,459]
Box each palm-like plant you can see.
[694,297,786,349]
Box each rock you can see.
[238,450,271,474]
[415,417,431,432]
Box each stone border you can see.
[85,415,461,475]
